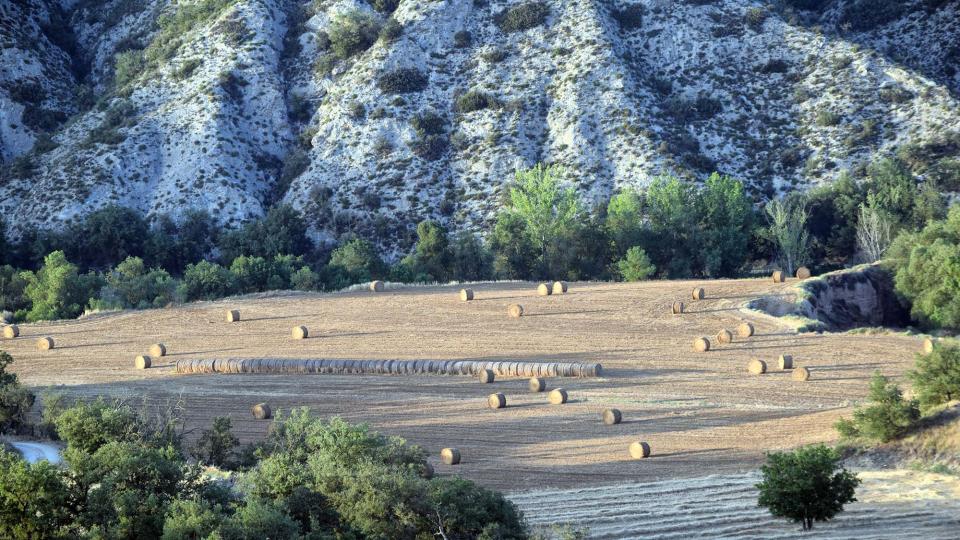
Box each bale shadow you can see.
[524,309,614,317]
[56,340,138,349]
[167,347,246,356]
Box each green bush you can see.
[64,205,150,270]
[815,110,840,126]
[218,205,312,262]
[0,265,30,318]
[161,497,225,540]
[114,49,146,87]
[328,10,381,59]
[290,266,321,291]
[194,416,239,468]
[494,2,549,33]
[21,251,89,321]
[757,445,860,531]
[744,7,767,30]
[0,352,35,434]
[449,232,493,282]
[98,256,177,309]
[229,255,274,293]
[379,17,402,42]
[377,67,428,94]
[367,0,399,14]
[455,89,499,113]
[834,372,920,442]
[839,0,904,31]
[52,397,142,454]
[179,260,237,301]
[0,450,71,539]
[616,247,655,281]
[453,30,472,48]
[411,110,447,136]
[909,343,960,411]
[326,238,387,288]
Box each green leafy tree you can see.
[52,397,142,454]
[888,206,960,329]
[644,176,699,277]
[145,210,218,274]
[762,198,810,275]
[194,416,240,468]
[493,164,584,278]
[909,343,960,411]
[605,189,644,259]
[806,172,864,263]
[400,220,452,282]
[0,450,71,540]
[0,352,35,433]
[699,173,753,277]
[428,477,527,540]
[179,260,237,301]
[161,497,225,540]
[757,445,860,531]
[290,266,321,291]
[230,255,274,293]
[66,205,149,270]
[21,251,88,321]
[490,212,536,279]
[326,237,387,288]
[834,372,920,442]
[99,256,177,309]
[448,232,493,281]
[218,205,312,262]
[0,265,30,318]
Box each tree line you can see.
[0,157,953,329]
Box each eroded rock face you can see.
[798,264,910,330]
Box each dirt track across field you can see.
[2,279,924,491]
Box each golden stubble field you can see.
[1,279,923,491]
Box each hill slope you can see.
[1,0,958,248]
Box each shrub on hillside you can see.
[455,89,499,113]
[453,30,472,48]
[757,445,860,531]
[494,2,549,33]
[329,10,381,59]
[834,372,920,442]
[377,67,428,94]
[379,17,402,42]
[839,0,904,31]
[909,343,960,412]
[114,49,146,87]
[367,0,399,14]
[611,4,643,30]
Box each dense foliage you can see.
[834,372,920,442]
[909,343,960,411]
[0,352,34,434]
[756,445,860,531]
[0,392,527,539]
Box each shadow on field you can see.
[167,347,246,356]
[524,309,615,317]
[56,340,138,349]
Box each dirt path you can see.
[2,279,925,490]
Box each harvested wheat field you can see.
[1,279,927,494]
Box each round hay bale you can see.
[477,369,495,384]
[36,337,54,351]
[778,354,793,370]
[692,287,705,300]
[748,359,767,375]
[629,441,651,459]
[370,280,385,292]
[548,388,568,405]
[537,283,552,296]
[772,270,785,283]
[226,309,241,323]
[671,301,684,315]
[488,393,507,409]
[251,403,272,420]
[419,463,434,479]
[148,343,166,357]
[737,322,755,338]
[2,325,19,339]
[440,448,461,465]
[459,288,474,301]
[922,337,936,354]
[552,281,568,294]
[507,304,524,318]
[135,355,152,369]
[693,337,710,353]
[792,366,811,381]
[602,408,622,425]
[716,329,733,344]
[291,326,308,339]
[796,266,811,280]
[529,377,546,392]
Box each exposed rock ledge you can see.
[748,264,911,332]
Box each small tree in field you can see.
[616,246,655,281]
[909,342,960,412]
[757,445,859,531]
[834,371,919,442]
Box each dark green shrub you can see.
[0,450,71,539]
[0,352,35,433]
[218,205,312,262]
[815,110,840,126]
[758,58,789,74]
[410,110,447,136]
[379,17,402,42]
[834,372,920,442]
[757,445,860,531]
[326,238,387,287]
[377,67,428,94]
[840,0,904,31]
[98,256,177,309]
[329,10,381,59]
[744,7,767,30]
[367,0,399,14]
[194,416,239,468]
[455,89,499,113]
[173,58,201,80]
[494,2,549,33]
[0,265,30,317]
[453,30,472,48]
[909,343,960,411]
[179,261,236,301]
[616,247,655,281]
[611,4,643,30]
[114,49,146,87]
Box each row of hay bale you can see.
[2,325,57,351]
[176,358,603,378]
[747,355,811,381]
[691,322,754,353]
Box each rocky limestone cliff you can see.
[1,0,959,251]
